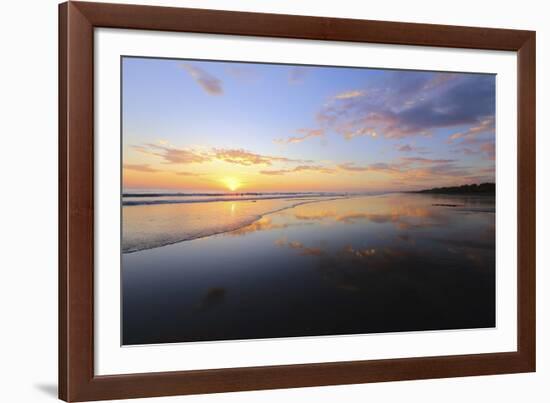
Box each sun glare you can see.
[223,177,241,192]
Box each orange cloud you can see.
[338,162,398,174]
[449,116,495,142]
[213,148,306,166]
[134,144,211,164]
[260,165,335,175]
[342,127,378,140]
[134,143,307,167]
[123,164,161,173]
[175,171,199,176]
[334,90,366,100]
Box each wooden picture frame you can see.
[59,1,536,401]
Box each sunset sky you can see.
[122,57,495,193]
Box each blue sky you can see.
[122,57,495,192]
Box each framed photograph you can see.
[59,1,536,401]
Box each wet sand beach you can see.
[122,193,495,345]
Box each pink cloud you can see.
[181,64,223,95]
[274,128,325,144]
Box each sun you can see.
[223,177,241,192]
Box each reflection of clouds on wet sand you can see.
[123,193,496,344]
[262,194,495,280]
[337,206,442,230]
[268,193,494,293]
[227,217,289,236]
[435,232,495,271]
[293,211,337,221]
[317,245,423,293]
[275,236,380,261]
[342,245,377,258]
[289,195,452,232]
[274,237,324,256]
[316,242,492,295]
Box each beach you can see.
[122,193,496,345]
[122,193,346,253]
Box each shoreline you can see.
[410,191,495,196]
[122,196,350,254]
[123,193,350,207]
[410,183,495,196]
[122,191,482,255]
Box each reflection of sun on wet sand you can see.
[123,192,496,253]
[224,194,439,242]
[122,195,347,253]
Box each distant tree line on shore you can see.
[414,183,495,194]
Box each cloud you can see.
[133,143,309,167]
[397,144,413,152]
[448,114,496,160]
[123,164,160,173]
[397,157,472,180]
[274,128,325,144]
[260,165,335,175]
[342,127,378,140]
[259,169,288,176]
[421,163,471,177]
[395,144,431,154]
[476,167,496,176]
[479,142,496,160]
[134,143,211,164]
[337,163,370,172]
[213,148,307,166]
[181,64,223,95]
[337,155,485,187]
[338,162,398,174]
[449,116,495,142]
[333,90,366,100]
[452,147,477,156]
[317,72,495,140]
[452,139,495,160]
[400,157,455,165]
[337,157,483,185]
[175,171,199,176]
